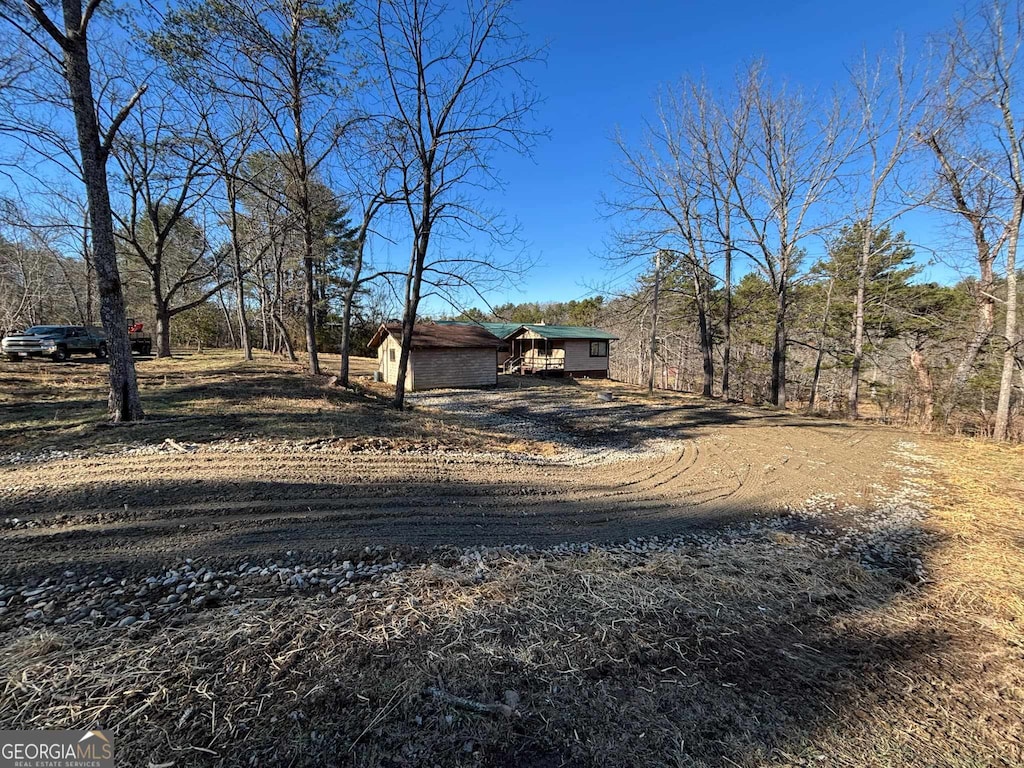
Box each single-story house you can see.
[438,320,520,367]
[505,323,618,378]
[368,322,503,391]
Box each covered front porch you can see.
[503,337,565,374]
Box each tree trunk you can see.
[217,288,237,349]
[339,295,355,386]
[848,230,871,419]
[721,238,732,400]
[272,311,297,361]
[648,250,661,394]
[234,264,250,359]
[675,341,683,391]
[394,225,429,409]
[944,273,995,424]
[300,192,319,372]
[227,180,252,361]
[154,302,172,358]
[809,347,825,411]
[927,136,998,425]
[809,279,834,411]
[910,346,934,432]
[339,243,365,387]
[289,34,320,377]
[259,284,270,351]
[694,273,714,398]
[82,207,94,325]
[61,3,143,420]
[275,253,287,356]
[303,253,319,373]
[771,280,788,407]
[994,207,1020,440]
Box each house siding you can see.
[409,348,497,390]
[378,335,497,390]
[516,338,608,377]
[564,339,607,375]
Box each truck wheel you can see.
[51,346,69,362]
[95,342,107,359]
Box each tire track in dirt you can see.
[0,400,904,575]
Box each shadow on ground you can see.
[0,357,407,453]
[412,376,859,455]
[1,479,789,579]
[2,520,1009,767]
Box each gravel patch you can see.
[411,387,682,466]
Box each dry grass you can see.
[917,438,1024,645]
[0,350,538,456]
[0,543,919,767]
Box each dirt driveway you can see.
[0,376,902,579]
[5,362,1020,768]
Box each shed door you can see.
[385,342,396,382]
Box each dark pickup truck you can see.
[1,325,108,362]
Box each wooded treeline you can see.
[597,234,1021,440]
[445,248,1020,439]
[450,2,1024,440]
[596,2,1024,440]
[0,0,538,416]
[0,0,1022,439]
[0,153,393,359]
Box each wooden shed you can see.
[368,322,503,391]
[437,320,521,367]
[504,323,618,378]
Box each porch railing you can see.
[502,355,524,374]
[502,355,565,374]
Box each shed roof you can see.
[437,320,523,338]
[513,324,619,341]
[368,322,503,350]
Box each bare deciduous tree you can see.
[112,92,231,357]
[728,64,856,407]
[0,0,144,420]
[200,104,264,361]
[337,121,400,386]
[607,88,717,397]
[371,0,541,408]
[687,80,749,401]
[155,0,357,375]
[847,47,925,418]
[923,1,1024,438]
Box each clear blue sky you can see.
[457,0,968,311]
[0,0,974,317]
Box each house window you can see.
[389,348,396,362]
[590,341,608,357]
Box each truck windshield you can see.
[23,326,64,335]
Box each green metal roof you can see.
[476,321,524,338]
[438,320,618,341]
[518,324,619,341]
